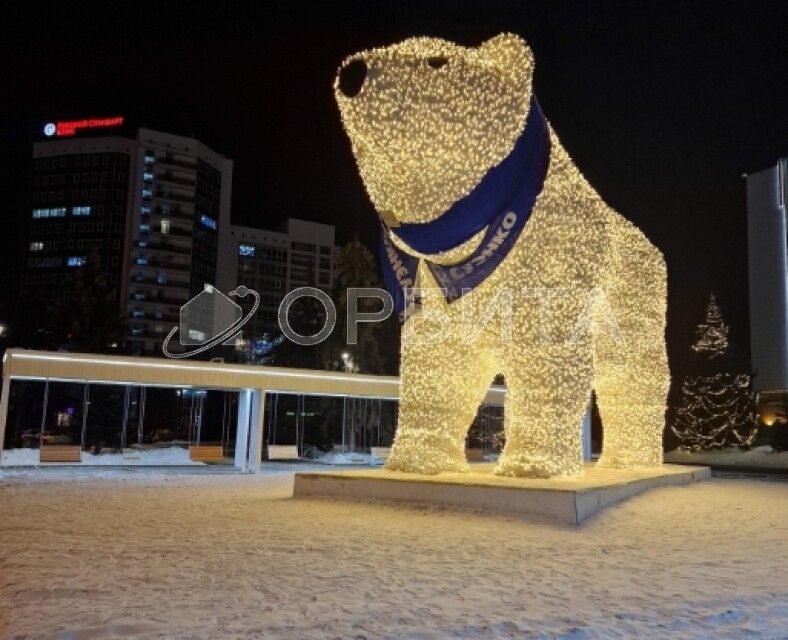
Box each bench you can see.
[189,445,224,462]
[267,445,300,460]
[370,446,391,462]
[40,445,82,463]
[465,448,485,462]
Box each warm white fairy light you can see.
[691,294,729,358]
[671,373,757,450]
[336,34,669,477]
[671,294,757,450]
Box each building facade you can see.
[25,127,233,355]
[27,137,134,304]
[217,218,339,338]
[127,129,232,355]
[746,158,788,424]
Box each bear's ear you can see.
[479,33,533,82]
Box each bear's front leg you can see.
[385,333,496,475]
[495,346,593,478]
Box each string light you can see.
[671,294,757,450]
[671,374,757,450]
[691,294,729,358]
[336,34,669,477]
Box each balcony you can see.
[130,292,189,305]
[130,276,190,289]
[148,315,179,324]
[153,206,194,222]
[134,240,191,255]
[155,190,195,205]
[156,172,196,188]
[134,258,190,272]
[162,226,193,238]
[156,156,197,171]
[130,313,180,324]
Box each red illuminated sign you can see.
[44,116,125,137]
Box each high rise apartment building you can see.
[25,123,233,355]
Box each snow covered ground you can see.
[309,449,382,465]
[1,446,206,466]
[665,445,788,470]
[0,465,786,639]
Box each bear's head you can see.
[335,34,534,226]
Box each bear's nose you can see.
[338,58,367,98]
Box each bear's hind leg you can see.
[594,220,669,468]
[594,331,669,468]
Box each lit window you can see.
[142,188,152,198]
[132,308,144,318]
[135,255,148,265]
[29,241,44,251]
[32,207,66,218]
[157,270,167,284]
[239,243,256,257]
[144,153,155,164]
[140,206,151,215]
[160,219,170,234]
[139,223,150,233]
[72,206,91,216]
[30,257,60,268]
[200,214,217,230]
[67,256,86,267]
[143,171,154,181]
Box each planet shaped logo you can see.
[43,123,56,137]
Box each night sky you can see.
[1,1,786,379]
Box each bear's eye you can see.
[427,56,449,69]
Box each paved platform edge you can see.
[292,466,711,525]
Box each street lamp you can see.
[341,351,357,373]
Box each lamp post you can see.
[341,351,357,373]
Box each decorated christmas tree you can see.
[691,294,729,358]
[671,295,758,450]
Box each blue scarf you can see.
[380,95,551,320]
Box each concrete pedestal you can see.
[293,463,710,525]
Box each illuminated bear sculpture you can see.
[335,34,669,477]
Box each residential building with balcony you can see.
[24,127,233,355]
[128,129,232,355]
